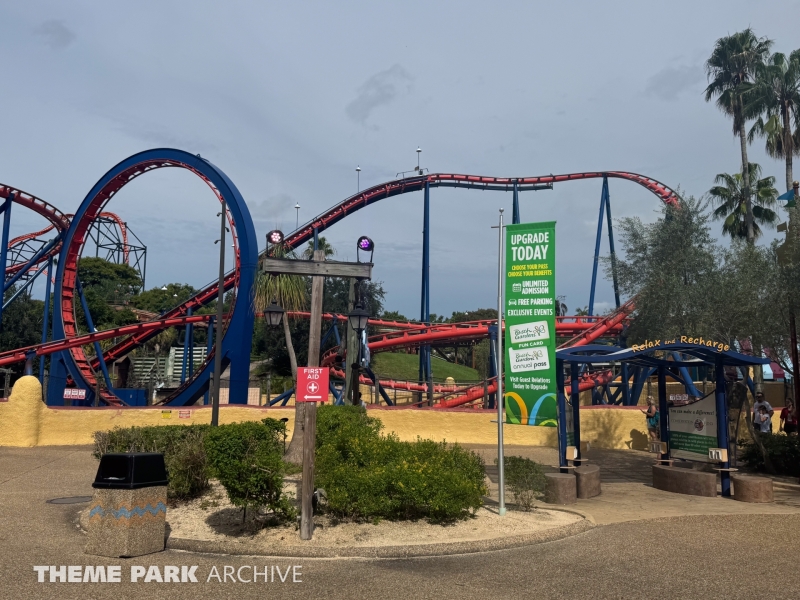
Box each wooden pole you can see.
[344,278,357,403]
[300,250,325,541]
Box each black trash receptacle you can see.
[85,453,169,558]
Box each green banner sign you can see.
[504,221,558,426]
[668,395,718,462]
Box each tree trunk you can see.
[739,119,754,243]
[283,315,305,464]
[784,105,794,192]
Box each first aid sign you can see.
[297,367,328,402]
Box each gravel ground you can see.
[165,479,581,548]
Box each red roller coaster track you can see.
[2,170,670,408]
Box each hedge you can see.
[314,405,486,523]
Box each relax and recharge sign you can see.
[504,221,558,426]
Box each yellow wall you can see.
[0,376,781,450]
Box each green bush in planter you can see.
[204,419,296,522]
[92,424,210,500]
[314,405,486,523]
[498,455,546,510]
[740,433,800,477]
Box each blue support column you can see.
[588,179,608,316]
[512,180,520,224]
[487,325,498,408]
[657,365,669,460]
[39,257,54,383]
[620,363,630,405]
[0,196,13,326]
[603,177,621,309]
[181,307,193,384]
[570,362,582,464]
[556,359,568,472]
[313,227,319,251]
[204,316,214,405]
[715,360,731,497]
[419,182,431,386]
[76,279,114,395]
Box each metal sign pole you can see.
[495,208,506,517]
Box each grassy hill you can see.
[372,352,480,382]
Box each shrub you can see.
[204,419,296,522]
[498,455,546,510]
[93,425,210,500]
[740,433,800,477]
[314,405,486,523]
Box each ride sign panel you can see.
[297,367,329,403]
[504,221,558,426]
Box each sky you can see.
[2,1,799,318]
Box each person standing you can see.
[753,391,774,433]
[780,399,798,435]
[640,396,660,441]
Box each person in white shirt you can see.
[753,391,774,433]
[755,406,771,433]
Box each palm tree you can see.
[747,50,800,192]
[705,29,773,243]
[709,163,779,241]
[253,242,307,461]
[302,236,336,259]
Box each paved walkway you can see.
[2,445,800,599]
[469,444,800,524]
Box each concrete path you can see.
[471,444,800,524]
[2,446,800,599]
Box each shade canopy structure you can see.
[556,342,770,369]
[553,341,768,497]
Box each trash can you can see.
[85,453,169,557]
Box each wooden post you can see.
[300,250,325,541]
[345,278,357,403]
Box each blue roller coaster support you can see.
[512,180,520,224]
[603,178,621,309]
[181,307,193,384]
[588,178,609,317]
[419,181,431,390]
[40,256,53,383]
[76,278,115,396]
[204,316,214,405]
[2,261,49,310]
[487,324,498,408]
[0,195,12,326]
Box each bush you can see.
[499,455,546,510]
[315,405,486,523]
[93,425,210,500]
[204,419,296,522]
[740,433,800,477]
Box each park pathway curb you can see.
[164,518,594,559]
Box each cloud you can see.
[248,194,295,224]
[644,65,704,101]
[34,19,76,49]
[345,64,413,123]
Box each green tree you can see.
[0,287,45,382]
[130,283,198,314]
[253,242,308,463]
[709,163,779,241]
[380,310,408,322]
[705,28,773,243]
[78,257,141,291]
[748,50,800,192]
[607,196,722,342]
[302,236,336,259]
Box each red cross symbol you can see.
[307,382,319,394]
